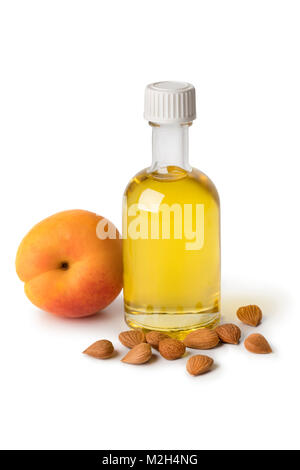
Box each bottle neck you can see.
[149,123,192,173]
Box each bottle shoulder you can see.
[124,166,219,205]
[123,167,149,196]
[190,167,220,204]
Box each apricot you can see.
[16,210,122,318]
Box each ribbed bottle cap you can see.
[144,81,196,124]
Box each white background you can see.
[0,0,299,451]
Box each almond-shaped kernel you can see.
[145,331,170,349]
[183,329,219,350]
[159,338,186,360]
[237,305,262,326]
[244,333,272,354]
[119,329,146,349]
[121,343,152,364]
[83,339,114,359]
[215,323,241,344]
[186,355,214,376]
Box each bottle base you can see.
[124,305,220,340]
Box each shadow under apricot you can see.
[36,294,126,330]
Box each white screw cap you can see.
[144,81,196,124]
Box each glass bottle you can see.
[122,82,220,338]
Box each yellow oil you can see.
[122,165,220,338]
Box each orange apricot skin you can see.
[16,210,123,318]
